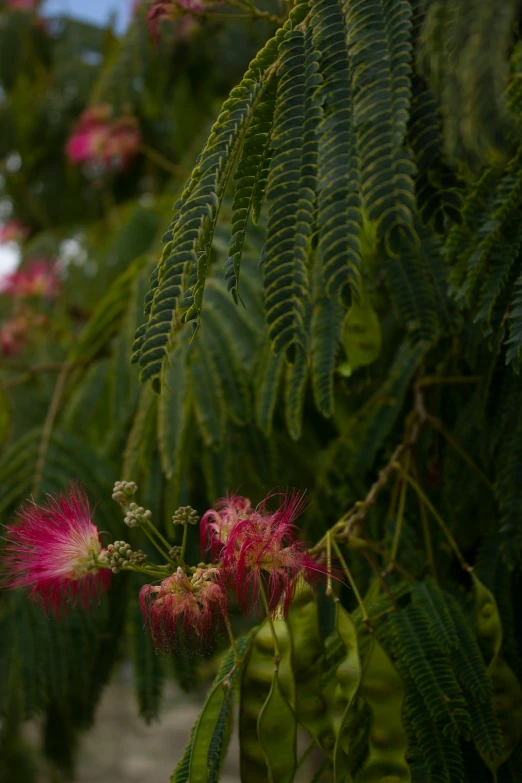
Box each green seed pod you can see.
[472,574,522,772]
[287,582,336,755]
[333,601,363,782]
[354,637,411,783]
[239,620,294,782]
[258,668,297,783]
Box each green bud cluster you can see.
[103,541,148,573]
[168,545,182,561]
[112,480,138,506]
[124,502,152,528]
[172,505,200,526]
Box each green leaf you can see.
[158,339,191,480]
[264,29,310,356]
[344,0,417,255]
[0,383,11,445]
[311,0,362,298]
[339,295,381,377]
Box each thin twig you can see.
[140,143,185,177]
[363,549,397,609]
[413,465,438,582]
[426,414,495,493]
[331,539,372,630]
[31,362,71,496]
[259,579,281,663]
[392,463,471,572]
[387,451,410,574]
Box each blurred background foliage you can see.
[1,0,522,781]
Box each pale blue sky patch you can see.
[42,0,133,33]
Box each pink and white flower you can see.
[208,490,328,618]
[0,259,60,298]
[66,105,141,171]
[200,493,253,559]
[2,483,111,614]
[140,566,229,652]
[0,220,30,244]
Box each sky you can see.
[42,0,133,33]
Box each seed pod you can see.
[258,667,297,783]
[287,582,336,756]
[333,601,363,782]
[239,620,294,782]
[354,637,411,783]
[472,574,522,772]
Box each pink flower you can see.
[66,105,141,171]
[0,259,60,298]
[6,0,38,10]
[201,493,253,559]
[140,566,229,652]
[2,483,111,614]
[220,491,327,617]
[147,0,207,44]
[0,220,30,244]
[0,311,30,356]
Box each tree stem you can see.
[258,579,281,662]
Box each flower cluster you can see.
[66,105,141,171]
[0,306,47,357]
[0,219,30,244]
[147,0,207,44]
[202,491,324,616]
[2,484,110,614]
[0,259,60,299]
[140,567,228,653]
[2,483,325,653]
[5,0,39,10]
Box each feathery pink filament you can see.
[200,493,253,559]
[140,567,229,653]
[2,482,111,614]
[220,490,327,617]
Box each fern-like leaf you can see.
[226,74,278,302]
[264,29,310,356]
[311,0,362,299]
[344,0,417,255]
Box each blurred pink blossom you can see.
[0,219,30,244]
[0,306,46,356]
[0,259,60,298]
[5,0,39,10]
[147,0,206,44]
[0,312,29,356]
[66,105,141,171]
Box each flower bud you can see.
[172,506,200,527]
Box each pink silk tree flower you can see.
[66,105,140,170]
[220,491,327,618]
[200,494,253,560]
[140,566,229,652]
[0,259,60,298]
[0,219,30,244]
[147,0,208,45]
[2,483,111,614]
[105,115,141,170]
[6,0,39,10]
[0,311,30,356]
